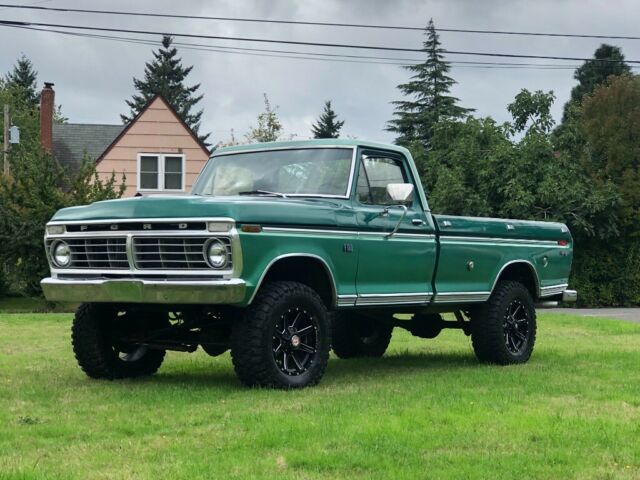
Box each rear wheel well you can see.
[256,256,335,307]
[494,262,538,299]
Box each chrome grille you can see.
[48,237,128,269]
[133,236,232,270]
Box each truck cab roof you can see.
[211,138,412,158]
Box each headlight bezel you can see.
[51,240,71,268]
[46,224,66,235]
[204,238,229,269]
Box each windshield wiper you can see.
[238,190,288,198]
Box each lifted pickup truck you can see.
[42,139,576,388]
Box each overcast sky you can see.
[1,0,639,144]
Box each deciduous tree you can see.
[246,94,282,143]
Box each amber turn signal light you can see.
[241,224,262,233]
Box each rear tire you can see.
[471,281,537,365]
[230,281,331,389]
[331,312,393,359]
[71,303,166,379]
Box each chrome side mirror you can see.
[386,183,414,204]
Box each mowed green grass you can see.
[1,313,639,480]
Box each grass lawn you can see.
[0,296,75,314]
[1,312,638,479]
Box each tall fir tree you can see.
[122,36,210,144]
[561,44,630,123]
[387,19,472,147]
[311,100,344,138]
[5,55,39,107]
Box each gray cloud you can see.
[1,0,639,144]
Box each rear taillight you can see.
[558,239,569,246]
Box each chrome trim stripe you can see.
[433,292,491,303]
[338,291,490,306]
[358,232,435,239]
[261,226,435,239]
[336,294,357,307]
[47,217,235,227]
[440,235,562,247]
[539,284,569,297]
[47,231,229,239]
[356,293,432,306]
[207,146,357,200]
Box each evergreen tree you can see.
[246,94,282,143]
[311,100,344,138]
[5,55,39,107]
[387,19,472,147]
[561,44,630,123]
[122,36,210,144]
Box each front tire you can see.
[230,281,331,389]
[71,303,166,379]
[471,281,537,365]
[331,312,393,359]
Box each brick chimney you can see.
[40,82,55,152]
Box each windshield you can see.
[192,148,354,197]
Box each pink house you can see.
[41,83,211,197]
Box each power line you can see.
[1,3,640,41]
[4,22,604,70]
[1,19,640,64]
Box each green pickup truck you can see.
[42,139,576,388]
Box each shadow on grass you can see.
[327,351,480,380]
[153,351,479,390]
[65,352,482,392]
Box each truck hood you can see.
[50,195,350,227]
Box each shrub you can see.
[0,150,124,295]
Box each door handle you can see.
[412,219,425,226]
[442,220,452,228]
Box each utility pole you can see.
[3,104,9,175]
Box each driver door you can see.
[353,150,436,305]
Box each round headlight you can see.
[52,241,71,267]
[206,240,228,268]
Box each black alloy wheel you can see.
[272,307,319,376]
[503,299,531,355]
[471,280,537,365]
[230,281,331,389]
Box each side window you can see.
[357,155,408,205]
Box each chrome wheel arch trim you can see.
[248,252,338,307]
[490,259,542,298]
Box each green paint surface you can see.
[46,140,574,306]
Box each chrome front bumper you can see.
[41,277,246,304]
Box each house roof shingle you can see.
[52,123,124,171]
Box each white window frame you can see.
[137,153,186,192]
